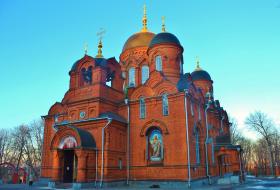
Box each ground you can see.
[0,176,280,190]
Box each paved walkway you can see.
[1,176,280,190]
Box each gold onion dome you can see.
[122,5,155,52]
[191,57,212,82]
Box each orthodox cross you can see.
[97,28,106,42]
[84,42,88,55]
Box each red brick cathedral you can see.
[41,6,242,188]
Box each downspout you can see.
[125,98,130,185]
[205,102,211,184]
[100,118,112,188]
[95,149,98,187]
[184,90,191,188]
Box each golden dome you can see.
[122,32,155,52]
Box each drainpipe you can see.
[95,149,98,187]
[125,98,130,185]
[184,90,191,188]
[100,118,112,188]
[205,101,211,184]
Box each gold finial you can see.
[195,56,202,71]
[96,40,103,58]
[84,42,88,55]
[161,16,166,32]
[141,4,148,32]
[96,28,106,58]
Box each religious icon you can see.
[149,130,163,161]
[58,136,77,149]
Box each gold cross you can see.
[97,28,106,41]
[84,42,88,55]
[162,16,166,32]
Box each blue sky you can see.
[0,0,280,138]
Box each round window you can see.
[79,111,86,119]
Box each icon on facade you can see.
[149,129,163,161]
[58,136,77,149]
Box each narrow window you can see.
[141,65,149,84]
[128,67,135,87]
[195,128,200,164]
[180,58,183,74]
[155,56,162,71]
[81,66,92,85]
[106,70,115,87]
[162,94,169,116]
[139,97,146,119]
[119,159,122,170]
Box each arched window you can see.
[139,97,146,119]
[195,127,200,164]
[106,70,115,87]
[155,56,162,71]
[128,67,135,87]
[146,128,163,162]
[180,57,184,74]
[141,65,149,84]
[81,66,93,86]
[162,94,169,116]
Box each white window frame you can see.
[139,97,146,119]
[155,56,162,71]
[162,94,169,116]
[141,65,149,84]
[128,67,135,87]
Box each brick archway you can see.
[50,126,96,150]
[140,119,169,137]
[50,126,81,150]
[50,126,96,183]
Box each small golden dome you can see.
[122,32,155,52]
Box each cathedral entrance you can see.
[51,127,97,183]
[63,150,74,183]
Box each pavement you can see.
[0,176,280,190]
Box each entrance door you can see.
[63,150,74,183]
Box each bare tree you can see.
[10,125,29,169]
[230,117,243,145]
[270,130,280,167]
[24,119,44,177]
[245,111,276,176]
[238,137,254,173]
[0,129,10,163]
